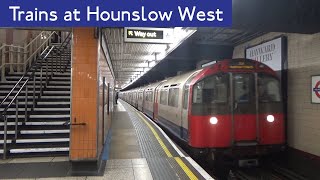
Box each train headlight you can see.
[267,115,275,123]
[210,117,218,125]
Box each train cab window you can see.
[233,74,254,103]
[169,88,179,107]
[160,89,168,105]
[258,74,281,102]
[193,74,228,104]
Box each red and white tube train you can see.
[120,59,285,161]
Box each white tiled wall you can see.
[233,32,320,156]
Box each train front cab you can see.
[188,60,285,159]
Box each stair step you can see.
[20,129,70,134]
[8,72,70,76]
[0,129,71,135]
[16,138,69,144]
[0,139,12,144]
[43,91,70,94]
[37,101,70,105]
[0,121,67,126]
[7,114,69,118]
[10,147,69,154]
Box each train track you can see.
[228,164,308,180]
[189,153,309,180]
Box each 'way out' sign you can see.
[124,27,173,43]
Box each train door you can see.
[180,85,189,140]
[231,73,258,145]
[154,88,160,121]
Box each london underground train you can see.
[120,59,285,164]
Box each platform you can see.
[103,100,214,180]
[0,100,213,179]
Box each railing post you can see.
[1,43,6,82]
[25,85,28,122]
[56,49,58,73]
[23,43,27,73]
[51,54,54,76]
[37,38,41,57]
[40,68,43,96]
[29,43,33,67]
[3,115,7,159]
[15,99,19,141]
[60,49,62,73]
[46,61,48,86]
[17,47,22,72]
[9,45,14,73]
[33,76,36,109]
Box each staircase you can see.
[0,42,71,158]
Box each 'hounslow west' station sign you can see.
[124,27,173,43]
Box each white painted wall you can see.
[0,30,6,45]
[0,29,41,46]
[233,32,320,156]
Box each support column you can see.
[70,28,102,175]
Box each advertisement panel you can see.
[245,37,283,71]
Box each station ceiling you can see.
[116,27,265,90]
[12,1,319,90]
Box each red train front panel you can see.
[188,59,285,149]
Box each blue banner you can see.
[0,0,232,27]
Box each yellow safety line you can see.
[135,111,198,180]
[175,157,198,180]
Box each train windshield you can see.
[233,74,254,103]
[258,74,281,102]
[193,74,228,104]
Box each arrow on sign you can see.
[128,31,133,36]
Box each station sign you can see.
[312,75,320,103]
[124,27,173,43]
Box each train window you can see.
[258,74,281,102]
[169,88,179,107]
[149,91,154,102]
[183,87,189,109]
[145,92,148,101]
[233,74,254,103]
[160,89,168,105]
[193,74,228,104]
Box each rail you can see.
[0,32,71,159]
[0,31,70,82]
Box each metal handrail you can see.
[1,31,55,82]
[23,32,56,67]
[25,31,51,49]
[0,46,50,106]
[53,33,72,73]
[54,33,72,53]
